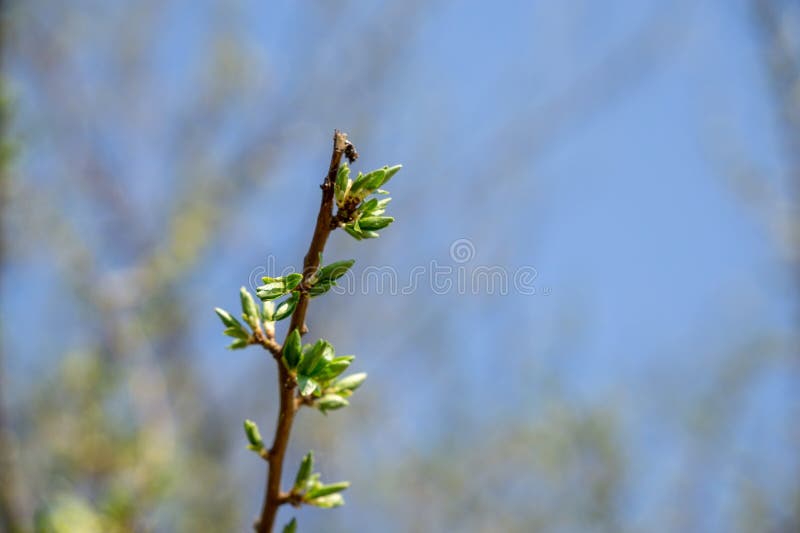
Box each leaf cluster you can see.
[291,451,350,508]
[214,152,402,532]
[282,330,367,414]
[334,163,401,239]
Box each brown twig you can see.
[253,330,282,358]
[294,394,316,410]
[254,130,353,533]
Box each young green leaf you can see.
[304,472,321,494]
[356,197,379,215]
[284,273,303,291]
[343,225,363,240]
[228,338,249,350]
[297,341,322,376]
[362,169,388,191]
[282,329,302,370]
[297,340,333,377]
[215,307,243,329]
[262,300,276,338]
[335,163,350,205]
[306,493,345,508]
[282,518,297,533]
[306,481,350,500]
[293,451,314,490]
[316,259,355,283]
[350,168,385,196]
[273,292,299,321]
[365,197,391,216]
[223,327,249,340]
[358,216,394,231]
[310,343,336,378]
[317,394,349,413]
[257,273,303,300]
[380,164,402,186]
[333,372,367,392]
[297,375,319,397]
[256,279,289,301]
[314,356,354,383]
[347,171,364,193]
[262,301,276,322]
[308,280,335,298]
[240,286,261,330]
[243,419,263,450]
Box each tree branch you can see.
[253,330,282,357]
[254,130,354,533]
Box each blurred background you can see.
[1,0,798,531]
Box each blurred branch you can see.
[752,0,800,272]
[713,1,800,280]
[749,3,800,529]
[0,0,22,527]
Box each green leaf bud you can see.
[333,372,367,392]
[243,419,264,449]
[294,451,314,490]
[297,376,319,396]
[316,259,355,284]
[306,481,350,500]
[215,307,243,329]
[307,493,345,508]
[223,327,249,340]
[380,164,402,186]
[358,216,393,231]
[228,338,249,350]
[273,292,299,321]
[282,329,302,370]
[317,394,350,412]
[240,286,261,330]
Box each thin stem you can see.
[253,330,282,357]
[254,131,353,533]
